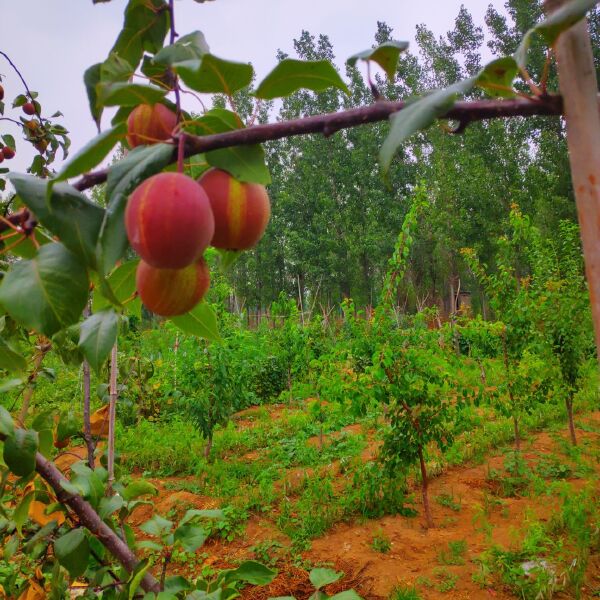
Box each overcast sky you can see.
[1,1,501,174]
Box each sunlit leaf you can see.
[255,59,350,99]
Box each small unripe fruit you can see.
[34,139,48,153]
[198,168,271,250]
[127,103,178,147]
[125,172,214,269]
[25,120,39,132]
[1,147,15,160]
[22,102,36,116]
[136,258,210,316]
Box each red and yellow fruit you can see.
[126,103,178,148]
[136,257,210,316]
[22,101,36,115]
[125,172,215,269]
[1,146,15,160]
[198,168,271,250]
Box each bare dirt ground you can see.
[119,409,600,600]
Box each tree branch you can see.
[0,431,160,594]
[72,95,566,192]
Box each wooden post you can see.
[546,0,600,359]
[107,343,118,494]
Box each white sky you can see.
[0,0,500,174]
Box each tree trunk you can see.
[418,445,433,528]
[546,0,600,361]
[566,395,578,446]
[82,358,95,469]
[204,435,213,460]
[513,415,521,453]
[107,343,118,494]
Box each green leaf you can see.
[379,77,476,172]
[56,411,81,442]
[217,249,242,272]
[122,479,158,501]
[84,63,103,127]
[537,0,598,45]
[101,52,134,84]
[78,310,119,374]
[38,428,53,458]
[0,337,26,372]
[174,524,207,552]
[347,41,409,80]
[179,508,224,526]
[221,561,277,586]
[13,491,34,536]
[1,134,16,150]
[190,108,270,184]
[4,429,39,477]
[3,535,18,561]
[140,514,173,537]
[255,59,350,99]
[154,31,209,65]
[9,173,104,269]
[0,406,15,436]
[93,260,140,317]
[170,302,221,342]
[99,495,125,520]
[128,558,151,599]
[99,82,167,107]
[329,591,363,600]
[164,576,192,594]
[54,528,90,579]
[476,57,518,98]
[111,0,169,69]
[309,568,342,590]
[99,143,174,275]
[515,0,598,68]
[0,243,89,337]
[54,123,127,183]
[177,54,253,95]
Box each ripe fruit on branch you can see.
[198,168,271,250]
[0,84,4,101]
[34,140,48,153]
[1,147,15,160]
[136,257,210,316]
[22,102,36,115]
[125,172,214,269]
[126,103,178,147]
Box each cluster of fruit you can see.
[125,103,271,317]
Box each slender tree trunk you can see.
[546,0,600,361]
[512,415,521,452]
[566,395,578,446]
[418,445,433,528]
[204,434,213,460]
[107,343,118,494]
[83,359,95,469]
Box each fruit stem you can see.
[0,50,43,120]
[168,0,183,126]
[177,132,185,174]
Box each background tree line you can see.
[224,0,600,316]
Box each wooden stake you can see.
[547,0,600,359]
